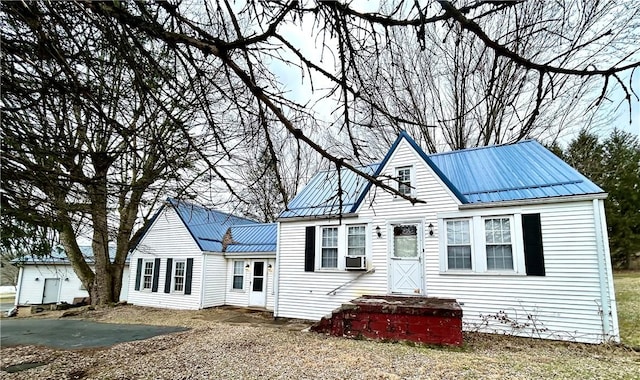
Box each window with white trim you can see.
[311,224,369,271]
[173,260,186,292]
[396,167,412,196]
[446,220,472,270]
[142,260,154,290]
[232,261,244,290]
[484,217,514,270]
[347,225,366,256]
[441,214,522,274]
[321,226,339,268]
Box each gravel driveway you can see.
[1,305,638,379]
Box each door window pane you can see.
[393,225,418,258]
[252,262,264,292]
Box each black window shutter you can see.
[522,214,545,276]
[134,258,143,291]
[164,258,173,293]
[304,226,316,272]
[151,258,161,292]
[184,258,194,295]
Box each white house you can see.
[13,246,130,306]
[274,132,619,344]
[127,198,276,310]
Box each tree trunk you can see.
[89,163,117,305]
[58,216,96,300]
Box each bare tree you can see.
[3,0,639,303]
[1,1,223,303]
[340,1,639,152]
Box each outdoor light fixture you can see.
[375,226,382,238]
[267,263,273,272]
[428,223,434,236]
[64,278,70,282]
[35,277,40,281]
[245,264,250,271]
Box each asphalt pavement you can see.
[0,319,188,349]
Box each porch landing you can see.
[310,295,463,346]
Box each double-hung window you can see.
[232,261,244,290]
[142,260,154,290]
[446,220,472,270]
[321,227,339,269]
[441,214,526,274]
[347,225,366,257]
[173,260,186,292]
[484,217,514,270]
[311,224,369,271]
[396,167,412,196]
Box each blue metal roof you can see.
[13,245,121,265]
[225,223,277,253]
[169,198,258,252]
[429,140,603,203]
[279,163,379,218]
[279,133,604,218]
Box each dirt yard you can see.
[1,305,638,380]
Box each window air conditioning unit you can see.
[345,256,366,270]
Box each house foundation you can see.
[311,295,463,346]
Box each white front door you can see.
[249,261,267,307]
[389,223,424,294]
[42,278,61,304]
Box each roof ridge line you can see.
[428,139,536,157]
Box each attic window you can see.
[396,167,412,196]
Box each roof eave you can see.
[458,192,607,210]
[277,212,359,223]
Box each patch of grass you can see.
[614,271,640,347]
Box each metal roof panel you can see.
[280,136,604,217]
[169,198,259,252]
[226,223,277,252]
[279,164,379,218]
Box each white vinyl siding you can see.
[431,201,617,343]
[16,264,129,305]
[275,138,617,343]
[276,139,457,321]
[201,253,226,308]
[224,257,276,311]
[128,207,203,310]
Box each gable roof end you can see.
[352,131,468,211]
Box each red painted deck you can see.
[310,295,463,346]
